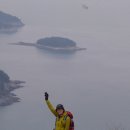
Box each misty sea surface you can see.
[0,0,130,130]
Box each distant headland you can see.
[11,37,86,53]
[0,70,25,106]
[0,11,24,33]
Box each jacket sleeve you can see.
[65,116,71,130]
[46,100,58,117]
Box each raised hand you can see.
[45,92,49,100]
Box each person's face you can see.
[57,109,64,115]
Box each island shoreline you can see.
[0,80,25,106]
[10,42,87,52]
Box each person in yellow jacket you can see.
[45,92,71,130]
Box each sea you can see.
[0,0,130,130]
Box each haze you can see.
[0,0,130,130]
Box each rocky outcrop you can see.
[0,70,25,106]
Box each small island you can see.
[0,11,24,33]
[0,70,25,106]
[37,37,76,48]
[11,37,86,53]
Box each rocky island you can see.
[0,11,24,33]
[0,70,25,106]
[11,37,86,53]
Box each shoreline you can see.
[10,42,87,52]
[0,80,25,106]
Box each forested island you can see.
[36,37,86,52]
[0,70,25,106]
[11,37,86,52]
[0,11,24,33]
[37,37,76,48]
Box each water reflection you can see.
[35,47,76,59]
[0,27,23,35]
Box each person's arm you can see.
[46,100,58,117]
[65,116,71,130]
[44,92,58,117]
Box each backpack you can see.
[63,111,74,130]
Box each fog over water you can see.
[0,0,130,130]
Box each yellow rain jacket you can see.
[46,100,71,130]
